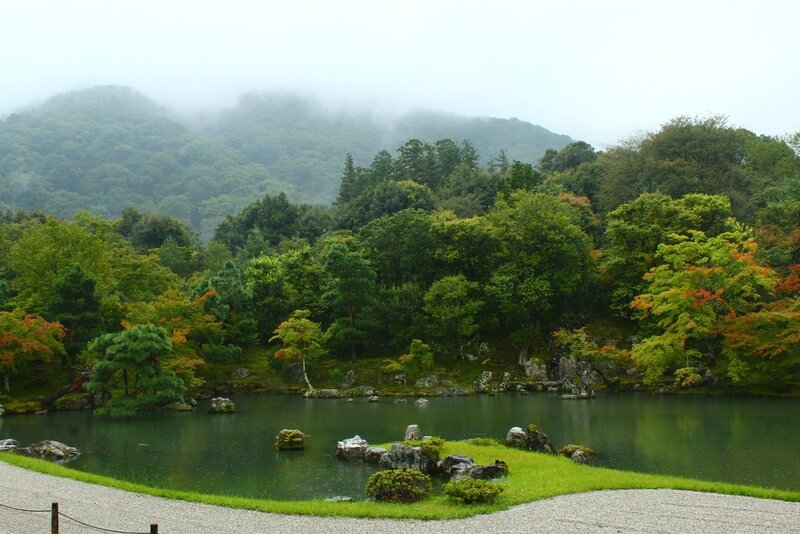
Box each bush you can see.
[443,478,504,504]
[365,468,432,503]
[402,436,445,461]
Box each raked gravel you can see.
[0,461,798,533]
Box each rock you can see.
[559,444,596,458]
[0,439,19,452]
[286,363,306,384]
[464,353,477,361]
[558,355,577,380]
[449,459,509,480]
[163,401,192,412]
[507,424,557,454]
[231,368,250,379]
[414,398,429,406]
[440,379,454,387]
[560,394,578,400]
[346,398,354,403]
[438,454,474,476]
[392,373,407,385]
[310,389,340,398]
[547,386,559,393]
[404,424,422,441]
[474,370,493,392]
[506,426,527,446]
[342,370,356,388]
[394,398,407,404]
[415,375,439,388]
[368,395,380,402]
[324,496,353,502]
[20,440,80,463]
[187,398,197,406]
[470,460,509,480]
[364,446,387,464]
[209,397,235,413]
[336,435,369,461]
[571,450,589,464]
[478,342,491,357]
[378,442,433,473]
[275,429,306,450]
[521,357,549,381]
[0,403,4,416]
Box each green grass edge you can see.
[2,441,798,520]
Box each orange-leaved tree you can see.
[0,309,65,393]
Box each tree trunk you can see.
[41,369,93,408]
[302,356,314,393]
[123,369,129,396]
[3,372,9,394]
[348,303,356,366]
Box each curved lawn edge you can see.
[2,441,799,520]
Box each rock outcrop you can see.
[404,424,422,441]
[378,442,435,473]
[506,424,557,454]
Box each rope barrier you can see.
[58,511,151,534]
[0,499,156,534]
[0,501,51,513]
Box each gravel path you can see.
[1,461,798,533]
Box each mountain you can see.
[0,86,572,236]
[0,86,295,238]
[203,93,572,202]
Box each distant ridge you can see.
[0,86,572,234]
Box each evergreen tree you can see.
[46,265,103,363]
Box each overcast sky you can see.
[2,0,797,147]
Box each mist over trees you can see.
[2,106,799,413]
[0,86,571,239]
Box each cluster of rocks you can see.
[505,424,595,465]
[336,425,509,481]
[0,439,80,463]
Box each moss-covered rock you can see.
[275,429,306,450]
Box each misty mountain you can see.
[0,85,571,237]
[204,93,572,202]
[0,86,296,238]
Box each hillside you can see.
[0,86,297,238]
[0,86,572,235]
[203,93,572,202]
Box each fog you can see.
[2,0,798,146]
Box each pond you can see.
[1,392,798,500]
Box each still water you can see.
[1,393,798,499]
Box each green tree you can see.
[270,309,327,392]
[486,191,592,345]
[323,242,376,364]
[87,323,186,416]
[46,265,103,363]
[423,275,483,356]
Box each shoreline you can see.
[1,461,798,533]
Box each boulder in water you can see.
[209,397,235,413]
[336,435,369,461]
[275,429,306,450]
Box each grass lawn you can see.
[2,441,799,520]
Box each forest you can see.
[1,112,799,415]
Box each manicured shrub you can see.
[365,468,432,503]
[443,477,504,504]
[402,436,445,461]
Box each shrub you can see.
[443,478,504,504]
[402,436,445,461]
[365,468,432,503]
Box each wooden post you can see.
[50,502,59,534]
[150,524,158,534]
